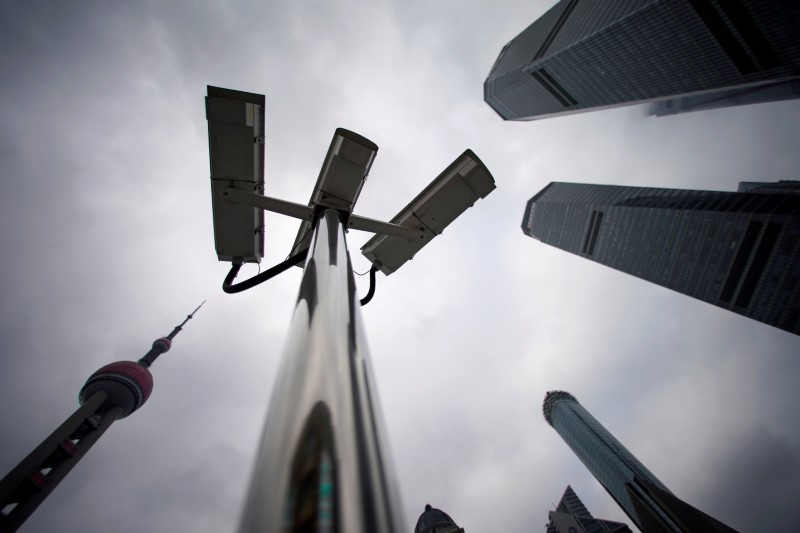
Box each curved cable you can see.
[359,266,378,306]
[286,227,312,261]
[223,249,308,294]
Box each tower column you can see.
[0,392,124,532]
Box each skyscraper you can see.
[547,485,632,533]
[484,0,800,121]
[543,391,738,532]
[0,303,203,532]
[522,181,800,335]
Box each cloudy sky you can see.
[1,1,799,532]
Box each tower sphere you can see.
[152,337,172,352]
[79,361,153,418]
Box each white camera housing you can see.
[361,149,495,275]
[289,128,378,256]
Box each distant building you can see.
[543,391,738,532]
[414,504,464,533]
[522,181,800,335]
[485,0,800,121]
[547,485,632,533]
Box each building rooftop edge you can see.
[542,390,577,426]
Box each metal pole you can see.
[239,209,405,533]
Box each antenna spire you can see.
[138,301,205,368]
[169,300,206,339]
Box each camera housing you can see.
[206,86,265,263]
[361,149,496,275]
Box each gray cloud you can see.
[695,426,800,532]
[1,1,799,532]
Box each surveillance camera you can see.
[206,86,265,263]
[361,149,495,275]
[289,128,378,257]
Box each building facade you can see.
[485,0,800,121]
[547,485,632,533]
[414,504,464,533]
[522,181,800,335]
[543,391,738,532]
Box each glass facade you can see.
[649,79,800,116]
[523,182,800,336]
[485,0,800,120]
[543,391,738,532]
[547,485,632,533]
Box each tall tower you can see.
[0,303,204,532]
[547,485,632,533]
[484,0,800,121]
[543,391,738,532]
[522,181,800,335]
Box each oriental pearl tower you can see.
[0,302,204,532]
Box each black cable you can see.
[359,266,378,306]
[286,226,312,261]
[223,249,308,294]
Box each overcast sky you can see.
[1,1,799,532]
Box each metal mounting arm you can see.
[347,214,425,240]
[222,187,426,240]
[222,188,313,221]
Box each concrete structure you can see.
[543,391,738,532]
[0,303,203,532]
[522,181,800,335]
[547,485,631,533]
[485,0,800,121]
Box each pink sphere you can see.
[79,361,154,418]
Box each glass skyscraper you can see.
[547,485,632,533]
[484,0,800,121]
[543,391,738,532]
[522,181,800,335]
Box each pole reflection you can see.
[239,209,404,533]
[285,402,336,533]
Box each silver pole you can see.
[239,209,405,533]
